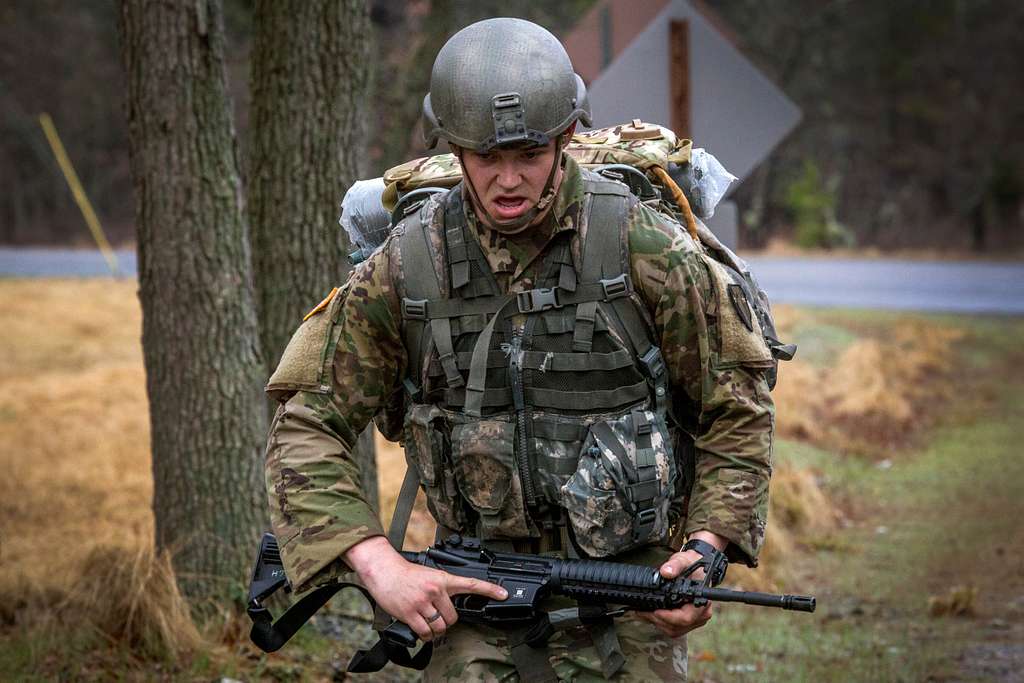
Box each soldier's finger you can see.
[651,603,712,630]
[447,575,508,600]
[435,595,459,626]
[407,614,434,642]
[638,610,686,638]
[660,550,703,579]
[423,610,447,637]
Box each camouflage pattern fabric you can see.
[426,616,687,682]
[566,120,692,170]
[264,153,773,594]
[562,410,676,557]
[380,120,691,213]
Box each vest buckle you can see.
[638,347,666,380]
[599,274,629,300]
[516,287,562,314]
[402,298,428,320]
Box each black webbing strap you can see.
[538,308,608,335]
[508,625,560,683]
[536,452,581,476]
[420,295,508,319]
[527,381,649,410]
[445,192,471,290]
[580,181,670,414]
[551,238,577,293]
[589,616,627,679]
[428,348,635,376]
[247,581,410,674]
[463,295,516,417]
[450,313,488,336]
[448,380,649,411]
[572,300,598,351]
[249,581,360,653]
[590,421,634,483]
[629,410,659,540]
[445,386,513,408]
[387,466,421,550]
[398,203,444,394]
[347,636,433,673]
[532,421,588,441]
[430,317,464,388]
[591,417,659,542]
[406,270,628,323]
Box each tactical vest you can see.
[393,173,682,558]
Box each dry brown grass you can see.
[729,462,842,591]
[0,280,152,589]
[0,279,206,669]
[60,544,201,658]
[774,319,962,456]
[0,278,854,672]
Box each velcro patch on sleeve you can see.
[303,287,339,321]
[704,257,773,368]
[267,284,348,400]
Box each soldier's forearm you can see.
[264,392,385,590]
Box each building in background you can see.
[563,0,801,248]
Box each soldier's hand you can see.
[345,536,507,642]
[637,548,714,637]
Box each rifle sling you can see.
[249,581,356,653]
[388,465,421,550]
[249,577,433,673]
[508,625,560,683]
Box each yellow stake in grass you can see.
[38,113,120,276]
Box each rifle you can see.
[247,532,816,673]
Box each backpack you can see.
[344,120,795,387]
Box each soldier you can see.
[264,17,774,682]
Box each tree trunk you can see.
[249,0,377,513]
[119,0,268,601]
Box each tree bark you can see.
[119,0,268,601]
[249,0,377,512]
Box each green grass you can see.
[688,312,1024,682]
[4,308,1021,681]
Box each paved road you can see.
[2,248,1022,315]
[744,257,1024,315]
[0,247,137,278]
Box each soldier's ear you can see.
[560,122,577,144]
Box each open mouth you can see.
[492,196,528,219]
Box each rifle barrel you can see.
[699,586,816,612]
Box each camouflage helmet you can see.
[423,18,592,152]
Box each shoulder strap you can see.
[580,177,631,281]
[579,177,669,412]
[398,197,446,395]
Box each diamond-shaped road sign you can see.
[568,0,802,246]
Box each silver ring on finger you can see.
[425,611,443,624]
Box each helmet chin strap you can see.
[458,138,564,235]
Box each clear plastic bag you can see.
[677,148,737,219]
[339,178,390,264]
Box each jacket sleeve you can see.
[628,203,774,566]
[264,240,407,592]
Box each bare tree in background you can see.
[118,0,267,601]
[249,0,378,513]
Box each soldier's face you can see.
[459,140,560,225]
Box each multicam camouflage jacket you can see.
[265,155,775,593]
